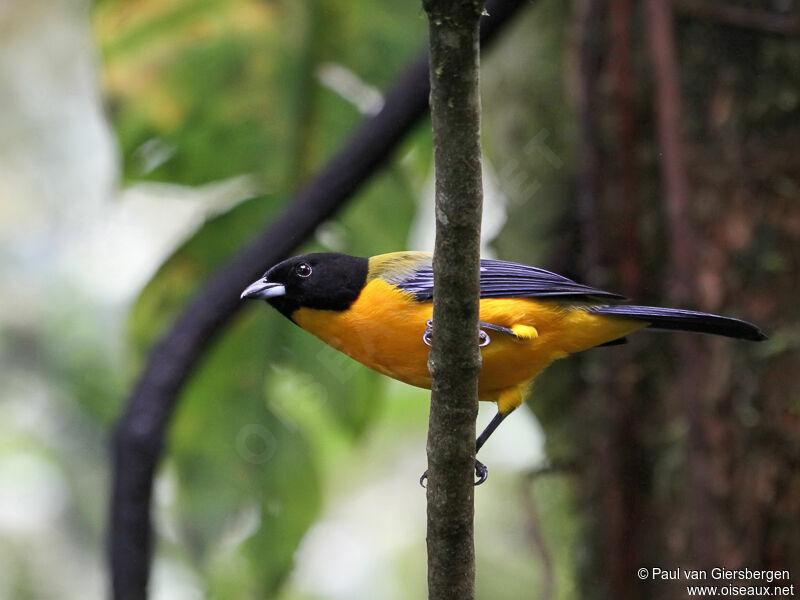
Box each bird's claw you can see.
[474,459,488,485]
[419,459,489,488]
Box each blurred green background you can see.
[0,0,796,598]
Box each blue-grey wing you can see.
[396,258,624,302]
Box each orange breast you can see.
[291,278,644,400]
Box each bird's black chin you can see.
[267,296,299,320]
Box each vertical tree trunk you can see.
[422,1,484,599]
[571,4,800,598]
[646,0,717,575]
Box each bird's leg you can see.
[472,411,507,485]
[476,411,506,453]
[419,411,508,487]
[420,319,520,487]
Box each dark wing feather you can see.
[588,305,767,341]
[397,258,625,302]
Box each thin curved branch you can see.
[108,1,532,597]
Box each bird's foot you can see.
[474,459,488,485]
[419,459,489,488]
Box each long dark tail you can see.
[589,305,767,341]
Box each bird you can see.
[240,251,766,484]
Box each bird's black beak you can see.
[240,278,286,300]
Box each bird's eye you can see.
[295,262,312,278]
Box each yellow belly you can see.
[292,279,644,403]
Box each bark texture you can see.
[423,1,484,598]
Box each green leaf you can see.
[168,310,321,596]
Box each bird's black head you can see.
[240,252,369,318]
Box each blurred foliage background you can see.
[0,0,797,598]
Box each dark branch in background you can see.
[422,0,484,598]
[573,4,644,599]
[646,0,714,572]
[517,461,581,599]
[518,466,572,600]
[573,0,606,278]
[647,0,694,303]
[609,0,641,296]
[673,0,800,36]
[109,1,530,598]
